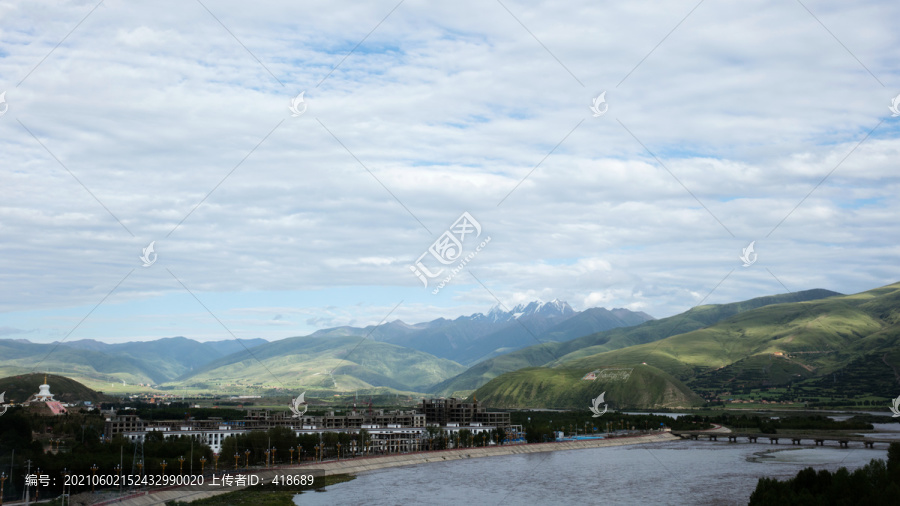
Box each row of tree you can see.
[749,443,900,505]
[0,408,216,500]
[217,425,508,463]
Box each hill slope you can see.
[173,335,467,393]
[473,364,702,409]
[0,337,268,387]
[475,281,900,408]
[562,283,900,380]
[435,289,839,396]
[0,373,112,404]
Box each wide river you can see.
[294,439,889,505]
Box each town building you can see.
[104,398,518,454]
[420,397,511,427]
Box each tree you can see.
[749,443,900,505]
[425,425,440,450]
[458,429,472,448]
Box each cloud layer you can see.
[1,0,899,343]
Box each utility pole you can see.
[8,449,13,505]
[23,459,31,505]
[119,446,124,494]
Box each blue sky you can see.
[1,0,899,344]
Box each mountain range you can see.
[5,281,899,410]
[310,300,652,365]
[0,301,652,394]
[0,337,268,387]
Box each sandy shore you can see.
[94,432,678,505]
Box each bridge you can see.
[671,431,895,449]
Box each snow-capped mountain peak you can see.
[483,299,574,322]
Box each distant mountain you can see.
[200,338,269,357]
[457,306,656,365]
[0,301,650,396]
[167,300,650,394]
[0,337,268,387]
[438,289,840,397]
[311,300,652,366]
[485,300,577,322]
[173,335,467,393]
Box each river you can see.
[294,439,888,505]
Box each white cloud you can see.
[1,0,898,344]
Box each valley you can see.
[3,282,900,411]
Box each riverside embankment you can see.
[93,431,677,505]
[307,431,677,476]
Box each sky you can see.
[1,0,899,345]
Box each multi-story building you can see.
[104,398,516,455]
[420,398,511,427]
[103,413,145,437]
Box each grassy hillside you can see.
[471,364,703,409]
[0,373,113,404]
[433,289,840,396]
[0,337,270,389]
[172,335,467,393]
[0,340,158,387]
[508,281,900,406]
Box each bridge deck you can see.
[671,431,895,447]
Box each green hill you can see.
[0,340,157,387]
[0,373,113,404]
[475,281,900,408]
[563,282,900,382]
[433,289,840,396]
[172,335,467,393]
[0,337,269,388]
[471,364,702,409]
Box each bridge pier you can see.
[672,432,882,448]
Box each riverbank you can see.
[306,431,677,477]
[95,431,676,505]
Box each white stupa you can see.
[32,375,55,402]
